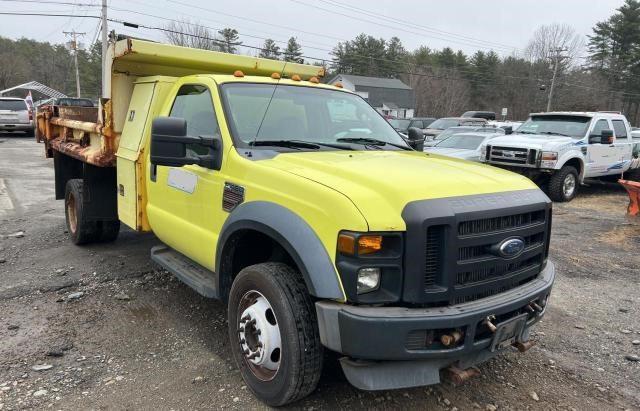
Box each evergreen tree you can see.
[217,28,241,54]
[283,37,303,63]
[259,39,281,60]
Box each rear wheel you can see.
[65,179,99,245]
[548,166,578,202]
[228,263,323,406]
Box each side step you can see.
[150,245,219,299]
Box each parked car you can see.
[423,117,487,139]
[462,110,496,121]
[426,131,504,161]
[388,117,436,134]
[480,111,640,202]
[424,125,504,147]
[632,127,640,139]
[489,120,523,131]
[0,97,34,136]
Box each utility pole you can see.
[101,0,108,99]
[546,47,567,112]
[63,31,86,98]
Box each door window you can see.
[169,84,219,154]
[612,120,628,140]
[590,119,610,137]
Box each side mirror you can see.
[406,127,425,151]
[589,129,614,145]
[503,126,513,135]
[150,117,222,169]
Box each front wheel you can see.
[227,263,323,406]
[548,166,579,202]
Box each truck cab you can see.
[481,112,640,201]
[37,38,556,406]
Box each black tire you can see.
[228,263,323,407]
[96,220,120,242]
[64,179,99,245]
[548,166,579,202]
[24,128,35,138]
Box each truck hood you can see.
[486,133,578,150]
[426,147,479,161]
[268,150,536,231]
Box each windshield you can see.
[388,119,411,130]
[0,100,27,111]
[435,134,485,150]
[221,83,408,149]
[517,115,590,138]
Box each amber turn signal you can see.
[337,234,356,255]
[358,235,383,255]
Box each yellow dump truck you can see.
[37,38,555,406]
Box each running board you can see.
[150,245,219,299]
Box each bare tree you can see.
[525,23,584,67]
[163,19,221,51]
[408,68,470,117]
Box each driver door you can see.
[586,119,612,177]
[146,81,227,270]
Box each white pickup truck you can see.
[480,112,640,201]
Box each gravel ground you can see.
[1,135,639,410]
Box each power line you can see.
[0,0,99,6]
[317,0,524,53]
[288,0,520,54]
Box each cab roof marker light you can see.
[233,70,245,78]
[271,72,281,79]
[334,82,343,88]
[291,74,301,81]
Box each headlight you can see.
[541,151,558,168]
[357,268,381,294]
[480,145,487,159]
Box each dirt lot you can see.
[1,135,639,410]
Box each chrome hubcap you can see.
[563,173,576,197]
[237,291,281,381]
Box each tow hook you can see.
[483,315,497,333]
[440,330,464,347]
[444,365,481,385]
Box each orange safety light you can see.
[271,72,281,79]
[337,234,356,255]
[309,76,319,84]
[334,82,343,88]
[233,70,245,77]
[358,235,383,255]
[291,74,301,81]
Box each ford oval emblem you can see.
[497,237,525,258]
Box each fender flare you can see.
[557,155,586,181]
[216,201,344,300]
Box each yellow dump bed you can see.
[36,38,325,167]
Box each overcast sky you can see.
[0,0,625,61]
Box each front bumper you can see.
[0,123,33,132]
[315,261,555,389]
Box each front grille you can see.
[458,210,545,236]
[424,226,445,287]
[489,146,537,165]
[420,207,548,305]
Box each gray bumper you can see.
[315,262,555,390]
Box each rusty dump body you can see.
[35,37,325,168]
[36,101,115,166]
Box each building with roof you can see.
[328,74,415,118]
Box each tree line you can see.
[0,0,638,124]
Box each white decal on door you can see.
[167,168,198,194]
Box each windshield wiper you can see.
[539,131,571,137]
[336,137,411,150]
[249,140,320,149]
[249,139,353,150]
